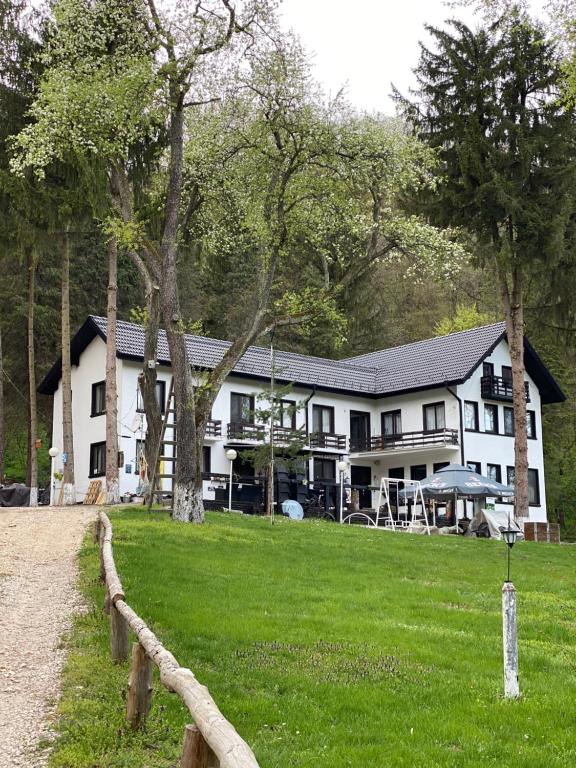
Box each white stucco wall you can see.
[457,339,546,521]
[47,334,550,521]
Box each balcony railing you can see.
[309,431,347,450]
[481,375,530,403]
[272,425,305,444]
[227,422,266,441]
[350,428,459,453]
[205,419,222,437]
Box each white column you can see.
[502,581,520,698]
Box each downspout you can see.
[303,386,317,489]
[446,384,465,466]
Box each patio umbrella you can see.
[402,464,514,499]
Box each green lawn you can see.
[50,508,576,768]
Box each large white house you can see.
[39,316,564,523]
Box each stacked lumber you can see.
[84,480,102,505]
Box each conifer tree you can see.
[396,11,576,518]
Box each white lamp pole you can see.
[225,449,237,512]
[337,460,349,524]
[48,447,59,506]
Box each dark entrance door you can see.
[351,465,372,508]
[350,411,371,452]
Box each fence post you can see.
[126,642,153,729]
[93,517,101,543]
[110,602,129,663]
[502,581,520,698]
[98,525,106,584]
[180,723,219,768]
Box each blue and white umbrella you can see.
[403,463,514,499]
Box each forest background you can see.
[1,0,575,533]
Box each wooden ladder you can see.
[147,378,176,513]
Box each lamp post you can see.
[48,447,59,506]
[337,460,349,524]
[501,526,520,698]
[225,449,237,512]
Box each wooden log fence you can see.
[96,511,260,768]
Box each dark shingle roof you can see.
[342,322,507,394]
[37,316,565,404]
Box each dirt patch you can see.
[0,506,96,767]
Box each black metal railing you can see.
[309,431,347,450]
[350,428,459,453]
[272,425,305,444]
[205,419,222,437]
[481,375,530,403]
[227,422,266,441]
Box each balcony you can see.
[349,428,459,455]
[272,425,306,445]
[481,375,530,403]
[205,419,222,438]
[227,422,266,442]
[309,431,347,450]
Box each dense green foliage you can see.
[50,509,576,767]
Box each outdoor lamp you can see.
[48,447,59,506]
[502,527,518,582]
[225,449,237,512]
[337,460,349,524]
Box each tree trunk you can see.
[161,275,199,523]
[61,230,76,505]
[0,324,4,482]
[498,265,529,520]
[27,253,38,506]
[105,236,120,505]
[139,285,162,491]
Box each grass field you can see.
[50,508,576,767]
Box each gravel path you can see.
[0,506,96,768]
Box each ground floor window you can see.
[486,463,502,483]
[410,464,427,481]
[506,466,515,488]
[202,446,211,475]
[89,441,106,478]
[313,458,336,482]
[433,462,449,473]
[528,468,540,505]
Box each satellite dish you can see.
[281,499,304,520]
[129,413,144,433]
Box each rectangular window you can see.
[483,361,494,378]
[91,381,106,416]
[423,402,445,431]
[202,446,211,475]
[502,365,513,385]
[484,404,498,433]
[503,407,515,436]
[313,458,336,482]
[350,410,371,451]
[312,404,334,433]
[381,409,402,436]
[467,461,481,474]
[464,401,479,431]
[276,399,296,430]
[389,467,405,479]
[89,441,106,478]
[486,463,502,483]
[506,466,515,488]
[231,393,255,424]
[136,380,166,414]
[433,462,449,473]
[526,410,536,439]
[410,464,427,481]
[528,469,540,505]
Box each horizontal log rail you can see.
[96,512,260,768]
